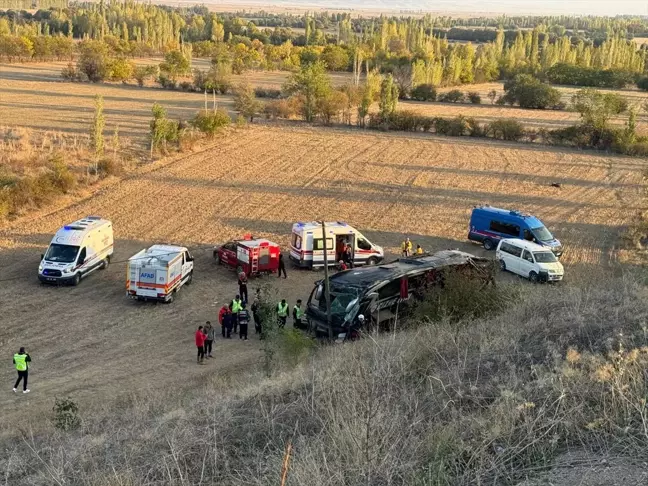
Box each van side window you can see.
[78,247,87,264]
[522,250,534,262]
[490,220,520,237]
[357,238,372,251]
[502,242,522,257]
[313,238,333,251]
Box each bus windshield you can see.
[531,226,553,242]
[44,244,79,263]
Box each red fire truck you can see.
[214,234,281,277]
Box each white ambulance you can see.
[289,221,384,268]
[39,216,113,286]
[127,245,194,303]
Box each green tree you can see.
[159,50,190,81]
[233,83,262,122]
[77,40,109,83]
[379,74,399,120]
[571,88,628,130]
[90,95,105,171]
[150,103,179,157]
[133,65,158,87]
[108,58,134,82]
[283,61,332,122]
[502,75,561,109]
[191,109,231,137]
[320,45,350,71]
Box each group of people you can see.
[400,237,424,257]
[193,288,306,364]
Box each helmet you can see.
[358,314,365,321]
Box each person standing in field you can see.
[277,299,289,328]
[238,270,249,304]
[231,295,243,334]
[195,326,207,365]
[12,347,31,394]
[293,299,305,329]
[238,304,250,340]
[401,238,412,257]
[251,291,263,335]
[219,304,229,338]
[278,253,287,279]
[205,321,215,358]
[222,309,233,339]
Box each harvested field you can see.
[0,125,645,429]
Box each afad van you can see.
[468,206,563,257]
[39,216,114,285]
[289,221,384,268]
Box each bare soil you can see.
[0,125,645,432]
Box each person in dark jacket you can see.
[278,253,287,279]
[12,347,31,393]
[238,271,249,304]
[222,311,233,339]
[251,292,263,335]
[238,304,250,340]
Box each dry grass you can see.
[2,276,648,485]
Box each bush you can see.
[263,98,298,119]
[254,88,282,99]
[487,119,525,141]
[60,62,77,81]
[503,74,562,109]
[157,74,177,90]
[97,158,123,176]
[179,81,194,92]
[191,109,231,137]
[433,116,468,136]
[278,328,316,367]
[48,153,76,193]
[410,84,437,102]
[133,65,157,87]
[546,63,637,89]
[466,117,485,137]
[439,89,465,103]
[638,77,648,92]
[467,92,482,104]
[53,397,80,431]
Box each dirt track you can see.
[0,125,645,428]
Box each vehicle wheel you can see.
[214,252,221,265]
[186,271,193,285]
[72,273,81,286]
[101,258,109,270]
[529,271,539,283]
[499,260,506,272]
[483,239,494,251]
[367,257,379,266]
[166,293,175,304]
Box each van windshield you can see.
[533,252,557,263]
[531,226,553,242]
[44,244,79,263]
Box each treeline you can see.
[1,3,647,94]
[0,0,66,9]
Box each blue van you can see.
[468,206,562,256]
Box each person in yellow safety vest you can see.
[401,237,413,257]
[231,295,243,334]
[293,299,305,329]
[277,299,288,328]
[13,347,31,394]
[416,245,423,255]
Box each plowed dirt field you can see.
[0,125,645,428]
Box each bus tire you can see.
[483,239,494,251]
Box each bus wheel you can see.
[483,239,494,251]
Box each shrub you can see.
[179,81,194,92]
[503,74,561,109]
[278,328,316,367]
[434,116,468,136]
[466,117,485,137]
[60,62,77,81]
[467,92,482,104]
[263,99,297,119]
[191,109,231,137]
[638,77,648,92]
[487,119,525,141]
[439,89,465,103]
[97,158,123,176]
[254,88,282,99]
[48,153,76,193]
[410,84,437,102]
[53,397,80,431]
[546,63,636,89]
[157,74,177,90]
[133,65,157,87]
[388,111,426,131]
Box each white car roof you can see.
[52,216,110,246]
[293,221,356,231]
[500,238,552,252]
[130,245,187,263]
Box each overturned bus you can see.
[306,250,492,337]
